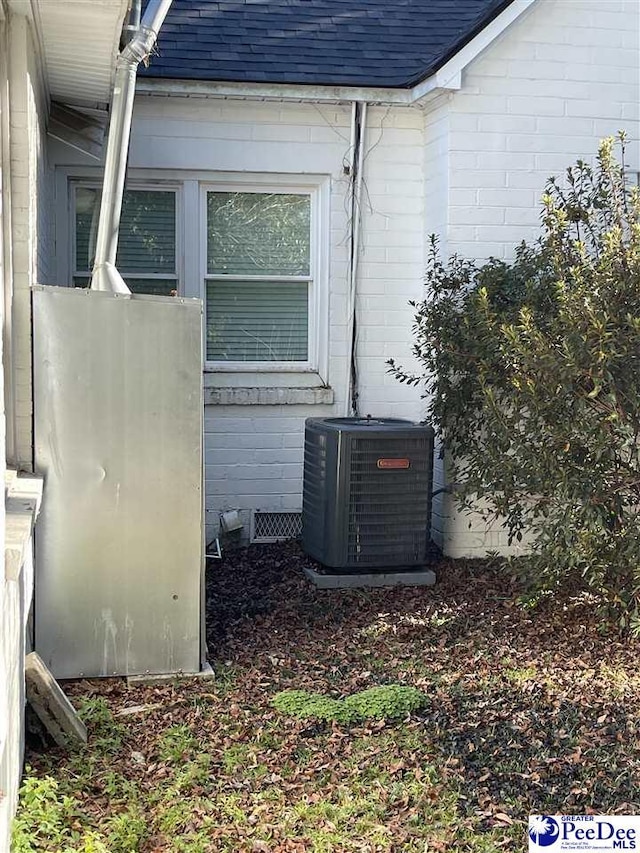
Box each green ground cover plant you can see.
[273,685,427,723]
[14,542,640,852]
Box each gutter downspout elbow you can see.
[90,0,173,294]
[122,0,142,48]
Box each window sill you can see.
[203,386,334,406]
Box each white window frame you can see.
[200,180,323,373]
[69,180,182,295]
[61,170,330,382]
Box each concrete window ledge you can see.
[204,386,334,406]
[5,471,43,582]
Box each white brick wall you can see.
[355,106,424,422]
[0,540,32,852]
[431,0,639,557]
[204,406,326,539]
[447,0,638,263]
[1,12,51,847]
[8,13,53,470]
[50,98,427,544]
[0,14,9,842]
[423,96,452,547]
[47,0,639,553]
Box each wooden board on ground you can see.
[25,652,87,749]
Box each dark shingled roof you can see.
[140,0,516,89]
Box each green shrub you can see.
[105,806,147,852]
[75,696,113,728]
[11,774,105,853]
[75,696,125,754]
[388,134,640,629]
[273,685,427,724]
[12,775,75,852]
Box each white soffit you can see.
[33,0,128,109]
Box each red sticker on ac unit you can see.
[377,458,411,470]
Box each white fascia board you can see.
[136,77,415,105]
[7,0,52,118]
[137,0,537,107]
[412,0,537,100]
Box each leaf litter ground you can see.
[16,542,640,852]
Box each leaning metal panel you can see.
[33,287,203,678]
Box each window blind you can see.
[206,280,308,362]
[75,188,176,275]
[74,186,177,297]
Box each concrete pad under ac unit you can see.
[303,566,436,589]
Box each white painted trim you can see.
[69,179,180,290]
[182,179,200,299]
[198,183,208,364]
[136,78,415,105]
[28,0,51,117]
[413,0,537,99]
[175,181,184,296]
[55,168,71,284]
[209,362,315,373]
[6,0,51,124]
[0,9,15,463]
[206,274,311,283]
[203,370,326,388]
[24,0,129,112]
[316,176,330,384]
[200,176,329,376]
[136,0,537,106]
[56,166,330,186]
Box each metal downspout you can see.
[122,0,142,47]
[90,0,173,294]
[344,101,368,416]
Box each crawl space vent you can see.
[251,511,302,543]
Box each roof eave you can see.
[26,0,129,112]
[135,77,417,105]
[411,0,537,99]
[136,0,537,107]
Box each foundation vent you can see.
[251,511,302,543]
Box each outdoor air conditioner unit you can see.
[302,417,434,571]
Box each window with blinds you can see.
[73,186,178,296]
[205,191,312,364]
